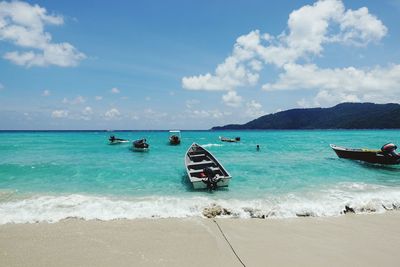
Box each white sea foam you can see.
[201,143,223,148]
[1,183,400,224]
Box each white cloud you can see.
[185,99,200,109]
[104,108,120,120]
[42,89,50,96]
[337,7,387,46]
[182,31,261,91]
[297,98,312,108]
[181,0,388,97]
[246,100,264,118]
[79,106,93,120]
[95,96,103,101]
[0,1,85,67]
[0,83,4,90]
[263,63,400,104]
[130,114,139,120]
[143,108,167,120]
[62,95,86,105]
[51,109,68,118]
[110,87,120,94]
[222,91,242,107]
[82,106,93,115]
[187,109,228,119]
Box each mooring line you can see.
[213,219,246,267]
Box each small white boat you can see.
[109,135,129,145]
[184,143,231,190]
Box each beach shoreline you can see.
[1,212,399,267]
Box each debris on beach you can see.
[202,204,231,218]
[343,205,355,214]
[243,207,266,219]
[295,211,314,217]
[382,203,400,210]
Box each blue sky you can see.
[1,0,400,130]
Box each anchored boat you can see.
[185,143,231,190]
[219,136,240,142]
[330,143,400,165]
[108,135,129,145]
[169,130,181,145]
[132,138,149,152]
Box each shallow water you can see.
[0,130,399,223]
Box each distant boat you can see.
[132,138,149,152]
[108,135,129,145]
[185,143,231,190]
[169,130,181,145]
[330,144,400,165]
[219,136,240,143]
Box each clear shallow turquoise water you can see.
[1,130,400,223]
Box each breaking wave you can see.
[1,182,400,224]
[201,143,223,148]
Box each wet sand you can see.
[1,212,399,267]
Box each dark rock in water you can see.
[360,206,376,213]
[243,207,266,219]
[202,204,222,218]
[344,205,355,214]
[222,208,231,216]
[382,204,395,211]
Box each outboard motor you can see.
[381,143,399,158]
[202,167,221,190]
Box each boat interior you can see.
[186,150,227,179]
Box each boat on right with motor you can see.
[330,143,400,165]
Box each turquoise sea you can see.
[0,130,400,223]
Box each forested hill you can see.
[212,103,400,130]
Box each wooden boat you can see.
[169,130,181,145]
[330,144,400,165]
[219,136,240,142]
[109,135,129,145]
[132,139,149,152]
[185,143,231,190]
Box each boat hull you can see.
[192,177,230,189]
[185,143,231,190]
[169,138,181,145]
[132,147,149,152]
[109,140,129,145]
[330,144,400,165]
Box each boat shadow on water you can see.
[331,157,400,172]
[356,161,400,172]
[180,172,229,193]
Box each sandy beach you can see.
[0,212,399,267]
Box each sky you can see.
[0,0,400,130]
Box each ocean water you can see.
[0,130,399,223]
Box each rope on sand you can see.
[213,219,246,267]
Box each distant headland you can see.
[212,103,400,130]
